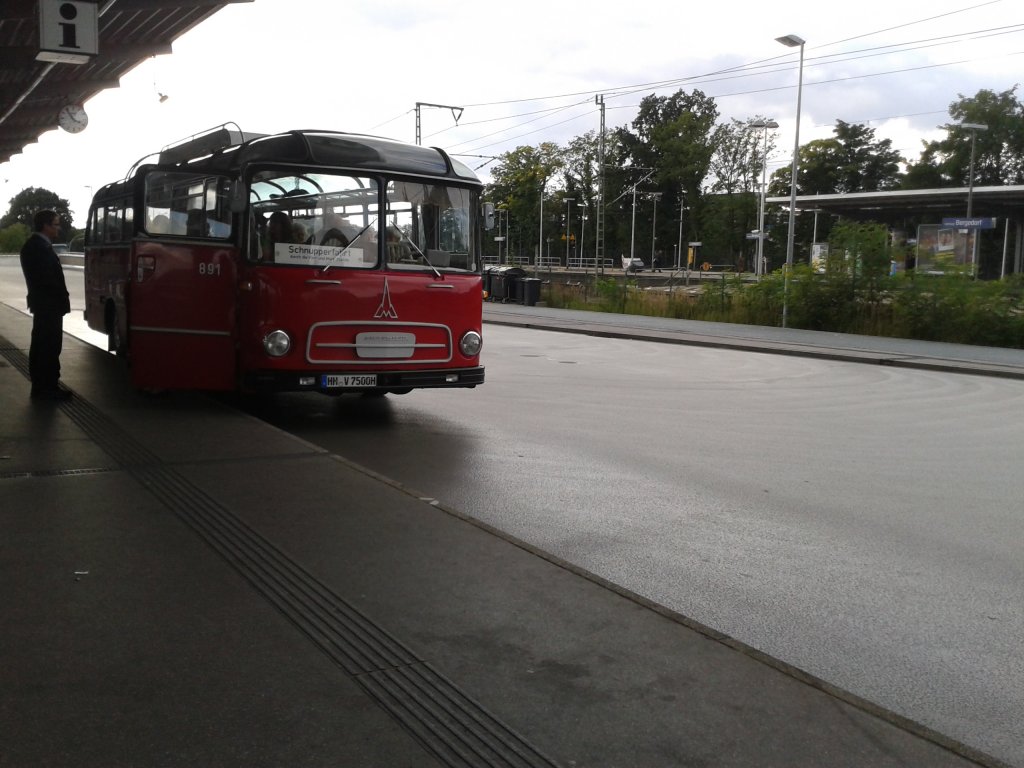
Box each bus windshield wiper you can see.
[319,220,378,274]
[394,232,442,278]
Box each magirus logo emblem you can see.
[374,278,399,319]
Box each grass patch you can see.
[533,270,1024,349]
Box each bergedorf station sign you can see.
[942,217,998,229]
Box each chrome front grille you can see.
[306,321,453,365]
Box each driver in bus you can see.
[262,211,293,261]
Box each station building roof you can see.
[767,185,1024,221]
[0,0,250,165]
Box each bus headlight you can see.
[459,330,482,357]
[263,330,292,357]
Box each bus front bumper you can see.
[243,366,485,394]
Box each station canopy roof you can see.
[0,0,250,165]
[767,185,1024,221]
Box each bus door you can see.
[128,173,238,390]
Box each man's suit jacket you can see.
[20,233,71,316]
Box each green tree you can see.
[562,131,602,261]
[484,143,562,262]
[705,117,779,269]
[903,87,1024,189]
[1,187,74,241]
[770,121,903,196]
[765,122,903,265]
[612,89,722,264]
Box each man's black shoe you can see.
[31,388,72,401]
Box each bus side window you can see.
[122,204,134,240]
[105,207,122,243]
[187,209,206,237]
[91,207,105,244]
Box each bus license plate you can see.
[322,374,377,388]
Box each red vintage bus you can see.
[84,126,490,395]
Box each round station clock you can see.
[57,103,89,133]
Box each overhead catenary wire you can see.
[421,11,1023,161]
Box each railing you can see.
[482,255,615,269]
[484,254,532,266]
[567,257,615,269]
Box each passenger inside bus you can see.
[291,220,310,244]
[315,213,353,247]
[149,214,170,234]
[385,224,413,262]
[263,211,292,260]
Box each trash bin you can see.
[520,277,541,306]
[490,266,526,303]
[482,266,495,298]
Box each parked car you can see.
[621,255,645,272]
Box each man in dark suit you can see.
[20,209,72,401]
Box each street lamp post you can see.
[564,198,574,268]
[749,119,778,278]
[951,122,988,218]
[537,183,544,278]
[609,169,653,271]
[941,122,988,272]
[676,192,685,271]
[579,212,588,276]
[630,186,639,266]
[967,126,985,218]
[650,192,661,271]
[495,206,507,264]
[776,33,805,328]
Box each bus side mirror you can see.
[229,181,247,213]
[482,202,495,230]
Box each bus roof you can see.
[150,126,480,184]
[91,127,482,206]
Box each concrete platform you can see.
[0,302,1009,768]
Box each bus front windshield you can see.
[246,171,479,273]
[247,171,379,268]
[385,181,477,272]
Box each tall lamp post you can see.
[630,185,639,266]
[537,182,545,278]
[941,122,988,274]
[496,206,507,264]
[940,122,989,218]
[749,119,778,278]
[579,212,588,276]
[676,191,685,271]
[564,197,574,268]
[650,192,662,271]
[776,33,805,328]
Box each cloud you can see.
[2,0,1020,225]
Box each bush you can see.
[0,223,29,254]
[508,248,1024,349]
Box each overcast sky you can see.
[2,0,1022,228]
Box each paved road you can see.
[4,257,1023,765]
[243,321,1024,767]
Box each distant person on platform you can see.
[20,210,72,401]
